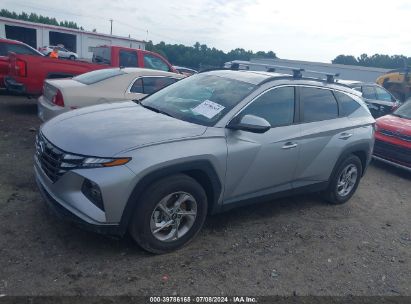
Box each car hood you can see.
[377,114,411,134]
[41,101,208,157]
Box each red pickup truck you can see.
[0,38,44,89]
[5,45,177,95]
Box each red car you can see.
[5,45,178,96]
[374,101,411,171]
[0,38,43,88]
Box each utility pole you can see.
[109,19,113,35]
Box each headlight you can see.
[61,154,131,169]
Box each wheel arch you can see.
[332,142,371,179]
[119,160,223,233]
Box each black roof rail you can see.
[224,61,340,83]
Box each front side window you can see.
[141,74,256,126]
[143,54,170,71]
[239,87,295,127]
[73,69,125,85]
[375,87,393,102]
[301,87,338,122]
[119,50,137,67]
[362,86,377,99]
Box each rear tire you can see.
[129,174,208,254]
[323,155,362,205]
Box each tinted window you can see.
[0,43,6,56]
[73,69,125,85]
[362,86,377,99]
[240,87,295,127]
[7,44,41,56]
[375,87,393,102]
[334,91,360,116]
[143,77,177,94]
[119,50,137,67]
[92,47,111,64]
[301,87,338,122]
[393,100,411,119]
[143,54,170,71]
[130,78,143,93]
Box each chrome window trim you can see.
[226,84,346,128]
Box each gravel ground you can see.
[0,94,410,296]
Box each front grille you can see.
[374,139,411,167]
[35,134,67,183]
[379,129,411,142]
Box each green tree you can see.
[0,9,84,30]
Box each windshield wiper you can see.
[139,103,174,118]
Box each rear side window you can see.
[143,54,170,71]
[92,47,111,64]
[119,50,137,67]
[301,87,338,122]
[334,91,361,116]
[240,87,295,127]
[0,43,6,56]
[375,87,393,101]
[6,44,41,56]
[362,86,377,99]
[73,69,125,85]
[130,77,178,94]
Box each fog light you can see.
[81,179,104,211]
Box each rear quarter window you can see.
[92,47,111,64]
[334,91,361,116]
[73,69,125,85]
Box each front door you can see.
[224,86,300,204]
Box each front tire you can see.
[323,155,362,204]
[129,174,208,254]
[69,55,75,60]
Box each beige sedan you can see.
[37,68,185,122]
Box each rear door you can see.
[224,86,301,204]
[293,86,358,188]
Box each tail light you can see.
[16,59,27,77]
[52,90,65,107]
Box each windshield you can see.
[73,69,125,85]
[140,74,256,126]
[393,100,411,119]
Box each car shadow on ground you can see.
[5,102,37,115]
[40,192,324,256]
[371,159,411,180]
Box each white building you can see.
[0,17,145,59]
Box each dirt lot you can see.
[0,94,410,296]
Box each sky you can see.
[2,0,410,62]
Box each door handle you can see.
[282,142,298,149]
[339,133,353,140]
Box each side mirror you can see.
[227,114,271,133]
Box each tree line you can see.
[332,54,410,70]
[0,9,84,30]
[146,41,276,70]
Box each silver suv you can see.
[34,70,375,253]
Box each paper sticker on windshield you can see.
[192,100,225,119]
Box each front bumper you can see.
[34,152,137,236]
[36,176,123,236]
[4,76,26,94]
[373,139,411,170]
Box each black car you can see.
[339,81,401,118]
